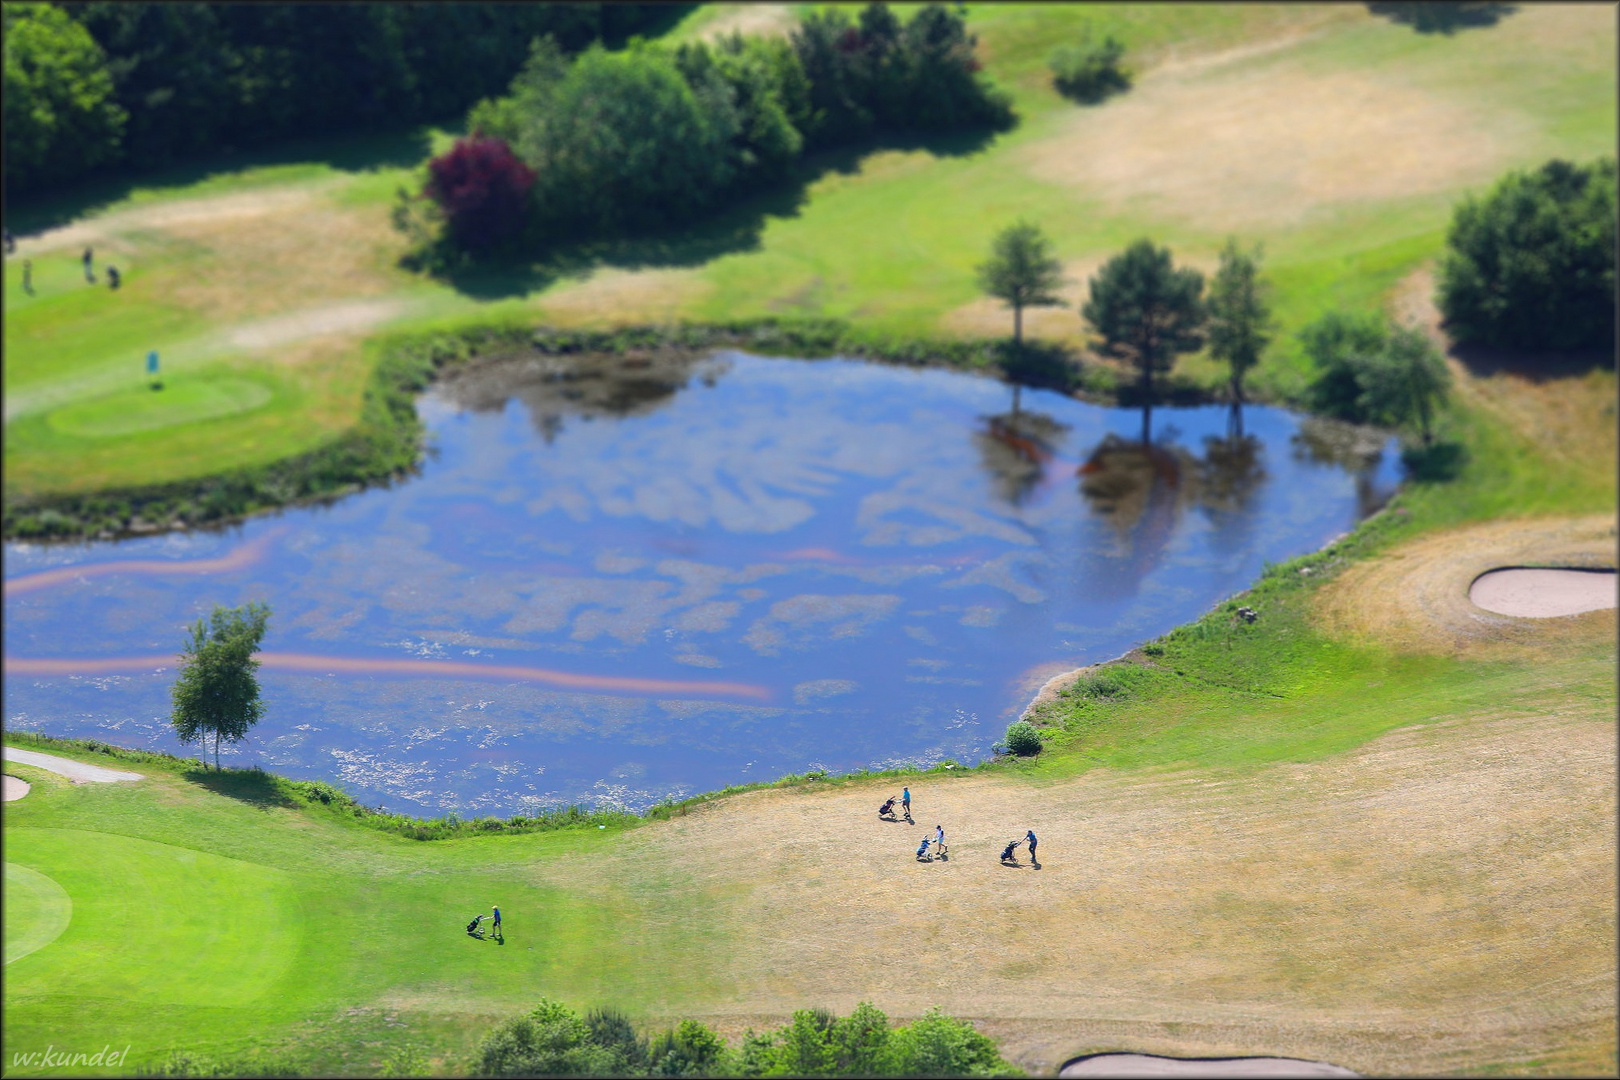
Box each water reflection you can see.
[1292,415,1393,519]
[3,353,1401,814]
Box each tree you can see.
[1437,157,1617,352]
[1353,324,1452,445]
[1082,239,1206,402]
[170,601,270,770]
[424,135,536,255]
[516,41,738,236]
[3,2,126,194]
[1205,238,1273,405]
[1300,310,1389,421]
[976,221,1066,345]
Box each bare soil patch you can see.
[1315,515,1617,656]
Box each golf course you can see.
[4,3,1616,1076]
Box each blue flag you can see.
[146,351,159,374]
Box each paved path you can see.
[3,747,144,783]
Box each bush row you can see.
[475,998,1019,1078]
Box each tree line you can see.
[409,2,1014,259]
[978,154,1615,454]
[3,2,683,197]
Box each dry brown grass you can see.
[586,694,1614,1076]
[1019,22,1539,231]
[535,267,714,328]
[1313,515,1617,659]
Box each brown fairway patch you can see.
[1023,58,1519,231]
[1314,515,1618,657]
[535,267,714,327]
[597,703,1614,1076]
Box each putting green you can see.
[45,376,274,440]
[3,828,301,1007]
[4,862,72,966]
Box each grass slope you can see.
[4,3,1614,498]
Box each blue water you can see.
[3,352,1399,813]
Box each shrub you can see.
[1003,720,1042,756]
[1048,29,1129,103]
[646,1019,728,1077]
[424,135,536,255]
[1438,157,1617,351]
[473,999,631,1078]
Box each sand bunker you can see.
[1061,1053,1357,1078]
[1469,568,1617,618]
[3,775,30,801]
[1314,515,1617,655]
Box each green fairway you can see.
[5,3,1614,500]
[3,862,72,966]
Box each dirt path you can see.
[2,748,144,784]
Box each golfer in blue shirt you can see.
[1025,829,1038,864]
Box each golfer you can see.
[901,787,911,819]
[492,904,502,934]
[1025,829,1038,864]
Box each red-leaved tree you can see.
[424,135,536,255]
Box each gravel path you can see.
[3,747,144,783]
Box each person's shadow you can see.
[493,929,505,946]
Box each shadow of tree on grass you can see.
[1366,2,1516,34]
[5,127,438,237]
[432,123,1005,302]
[184,765,302,810]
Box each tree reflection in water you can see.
[434,350,733,442]
[1076,403,1270,597]
[1291,415,1391,519]
[973,395,1070,507]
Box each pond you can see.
[3,352,1400,814]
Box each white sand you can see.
[1061,1053,1358,1078]
[2,747,144,783]
[3,775,30,801]
[1468,568,1617,618]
